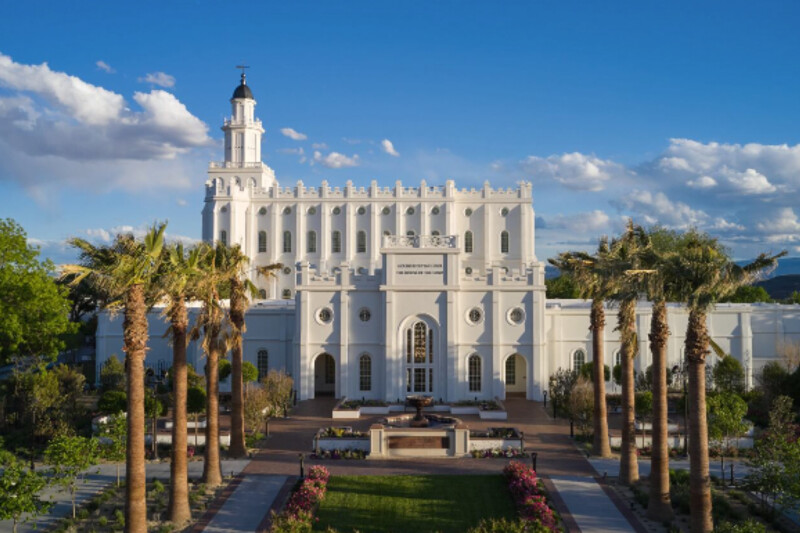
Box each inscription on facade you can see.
[396,262,444,277]
[388,436,450,449]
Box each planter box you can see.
[479,410,508,420]
[315,437,370,452]
[469,438,522,451]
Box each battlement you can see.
[205,178,533,201]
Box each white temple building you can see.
[95,75,800,401]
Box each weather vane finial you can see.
[236,65,249,84]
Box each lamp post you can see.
[145,368,163,460]
[543,390,547,408]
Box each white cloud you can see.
[754,208,800,236]
[176,198,187,206]
[381,139,400,157]
[543,210,612,233]
[138,71,175,88]
[724,168,776,195]
[687,175,717,189]
[280,127,307,141]
[96,60,115,74]
[312,150,359,169]
[711,218,745,231]
[311,142,328,150]
[0,53,212,195]
[615,190,709,228]
[520,152,625,191]
[278,147,304,155]
[85,225,199,245]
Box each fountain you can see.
[406,395,434,427]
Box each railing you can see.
[222,118,262,128]
[208,162,266,169]
[383,234,457,249]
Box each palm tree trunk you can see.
[687,308,713,532]
[123,284,148,533]
[167,300,191,524]
[591,299,611,457]
[229,283,247,458]
[203,334,223,487]
[619,298,639,485]
[647,299,673,521]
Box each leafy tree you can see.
[544,275,580,298]
[242,361,258,385]
[548,368,578,419]
[218,358,232,382]
[97,414,126,486]
[99,355,125,392]
[52,364,86,424]
[707,392,749,483]
[11,365,62,466]
[720,285,771,303]
[712,357,745,394]
[44,435,100,518]
[788,291,800,304]
[186,386,207,448]
[0,218,76,365]
[635,391,653,449]
[745,395,800,517]
[63,222,166,533]
[98,390,127,415]
[0,460,52,533]
[261,370,294,426]
[579,362,610,382]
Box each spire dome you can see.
[232,71,254,100]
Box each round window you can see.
[431,206,440,215]
[220,206,228,213]
[501,207,509,216]
[318,308,333,324]
[332,206,341,215]
[359,308,371,322]
[382,206,391,215]
[467,307,483,324]
[283,207,292,215]
[465,208,473,217]
[406,206,415,215]
[509,307,525,325]
[283,267,292,275]
[357,206,366,215]
[258,207,267,215]
[465,266,473,275]
[308,206,317,215]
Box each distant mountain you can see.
[739,256,800,278]
[755,274,800,300]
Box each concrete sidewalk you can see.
[549,475,635,533]
[201,475,288,533]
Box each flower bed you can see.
[313,426,370,458]
[503,461,558,531]
[311,448,367,460]
[470,447,527,459]
[332,397,507,420]
[269,465,330,532]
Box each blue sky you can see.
[1,1,800,263]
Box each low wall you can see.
[609,436,754,449]
[146,434,231,446]
[469,438,522,451]
[334,397,507,420]
[315,438,370,452]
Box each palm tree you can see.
[193,242,226,487]
[549,238,614,458]
[219,244,257,458]
[161,243,204,524]
[665,232,784,532]
[63,224,166,533]
[605,220,650,486]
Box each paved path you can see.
[0,460,250,533]
[550,475,634,533]
[202,475,287,533]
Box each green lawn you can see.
[313,474,516,533]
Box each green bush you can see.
[715,519,766,533]
[668,468,690,486]
[467,517,551,532]
[98,516,108,527]
[77,508,90,520]
[151,479,165,494]
[670,484,690,515]
[114,508,125,527]
[97,390,127,415]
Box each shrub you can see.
[468,517,551,533]
[151,479,165,494]
[715,519,767,533]
[77,508,90,520]
[98,517,108,527]
[114,508,125,527]
[503,461,557,531]
[97,391,127,415]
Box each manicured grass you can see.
[314,474,516,533]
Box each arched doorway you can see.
[505,353,526,397]
[314,353,336,397]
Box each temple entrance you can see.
[505,353,526,397]
[314,353,336,397]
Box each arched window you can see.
[469,355,481,392]
[258,231,267,253]
[505,356,516,385]
[257,350,268,380]
[331,231,341,253]
[573,349,586,372]
[406,230,416,237]
[282,289,292,299]
[465,231,473,253]
[220,230,227,246]
[258,289,267,299]
[431,230,440,236]
[359,354,371,391]
[283,231,292,253]
[615,350,621,368]
[357,231,367,253]
[405,320,434,393]
[501,231,509,254]
[307,231,317,253]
